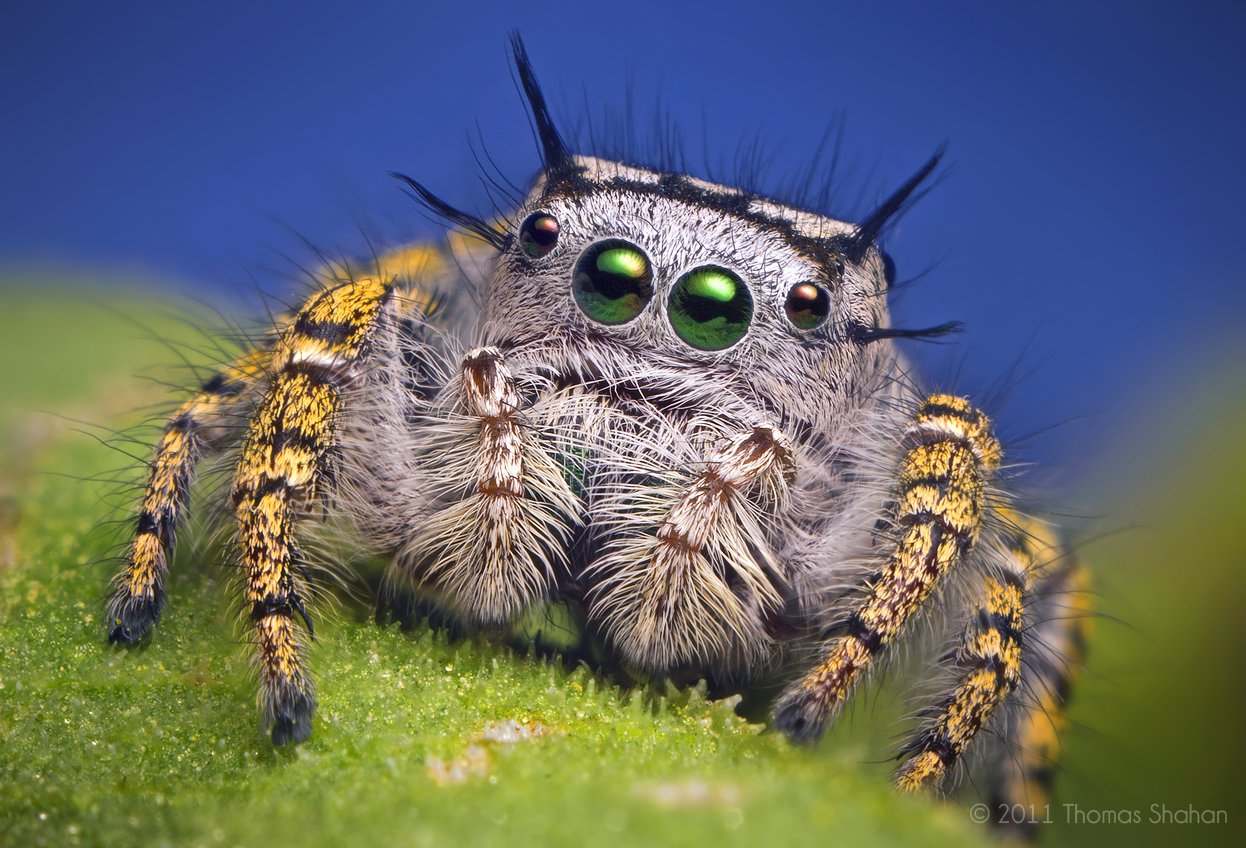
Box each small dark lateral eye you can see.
[784,282,831,330]
[519,212,559,258]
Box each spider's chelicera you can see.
[105,35,1089,833]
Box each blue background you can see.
[3,1,1244,478]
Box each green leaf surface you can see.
[0,293,990,847]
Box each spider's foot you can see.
[895,750,948,792]
[265,685,316,746]
[770,686,831,745]
[105,588,163,645]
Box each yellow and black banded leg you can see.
[107,350,268,643]
[893,513,1073,793]
[772,395,1001,742]
[893,539,1038,792]
[989,552,1092,837]
[232,277,394,745]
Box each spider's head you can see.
[396,35,950,431]
[490,153,886,359]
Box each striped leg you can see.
[772,395,1001,742]
[891,517,1049,791]
[107,349,268,643]
[232,278,394,745]
[989,553,1091,836]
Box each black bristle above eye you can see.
[390,172,512,252]
[844,148,944,262]
[388,36,568,253]
[510,33,572,176]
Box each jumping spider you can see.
[106,35,1088,829]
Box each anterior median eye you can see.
[668,266,753,350]
[784,282,831,330]
[572,239,653,325]
[519,212,559,258]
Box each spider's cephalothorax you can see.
[105,36,1089,835]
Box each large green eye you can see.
[667,266,753,350]
[572,239,653,325]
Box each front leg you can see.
[588,424,795,674]
[773,395,1001,742]
[403,347,583,627]
[232,277,395,745]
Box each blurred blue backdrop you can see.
[3,1,1244,477]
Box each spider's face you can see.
[480,156,893,427]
